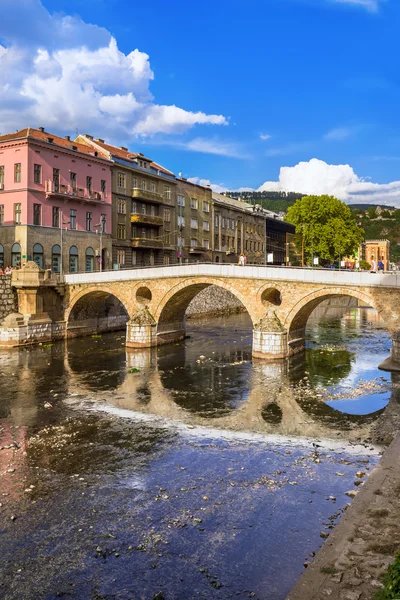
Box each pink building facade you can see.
[0,128,112,272]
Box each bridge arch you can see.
[154,278,255,344]
[66,286,130,337]
[284,287,379,355]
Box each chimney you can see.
[39,127,45,132]
[120,146,128,151]
[85,134,93,140]
[97,138,104,143]
[65,135,71,141]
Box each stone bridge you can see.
[2,262,400,368]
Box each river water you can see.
[0,306,395,600]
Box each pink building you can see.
[0,128,112,272]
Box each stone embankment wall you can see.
[0,275,18,323]
[186,286,245,319]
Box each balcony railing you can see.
[131,238,163,249]
[45,180,106,202]
[131,213,163,226]
[188,246,208,254]
[131,187,165,203]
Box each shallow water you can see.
[0,306,393,599]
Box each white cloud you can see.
[187,177,228,193]
[260,133,272,141]
[258,158,400,206]
[0,0,227,138]
[330,0,382,12]
[145,136,246,158]
[324,127,354,141]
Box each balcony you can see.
[45,181,106,203]
[131,213,163,226]
[131,238,163,249]
[188,246,208,254]
[131,187,165,204]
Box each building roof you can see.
[212,191,284,221]
[76,135,174,176]
[0,127,110,160]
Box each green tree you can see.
[285,195,364,264]
[368,206,377,219]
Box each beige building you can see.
[360,239,390,270]
[76,135,177,268]
[175,179,213,263]
[212,193,266,264]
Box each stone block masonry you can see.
[0,275,18,323]
[186,285,245,319]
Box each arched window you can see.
[85,247,94,272]
[69,246,79,273]
[52,244,61,273]
[33,243,44,268]
[0,244,4,268]
[11,242,21,268]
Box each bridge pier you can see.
[252,312,289,360]
[126,307,157,348]
[379,331,400,372]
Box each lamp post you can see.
[60,211,70,277]
[94,217,104,272]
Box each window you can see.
[33,204,41,226]
[0,205,4,225]
[101,180,106,195]
[118,199,126,214]
[69,246,78,273]
[11,242,21,267]
[141,180,147,191]
[203,239,210,249]
[191,217,198,229]
[117,224,126,240]
[141,204,147,215]
[222,217,226,229]
[141,228,146,238]
[0,166,4,186]
[190,198,198,209]
[14,163,21,183]
[14,203,21,224]
[178,215,185,228]
[70,172,77,191]
[164,208,171,222]
[164,255,170,266]
[86,176,92,194]
[117,249,125,267]
[52,207,59,228]
[150,206,156,217]
[203,201,210,213]
[177,235,183,248]
[53,168,60,192]
[177,194,185,207]
[132,177,137,189]
[231,219,235,230]
[164,185,171,200]
[101,214,106,233]
[70,209,76,230]
[33,243,44,268]
[203,220,210,231]
[190,238,198,248]
[0,244,3,267]
[86,211,92,231]
[150,182,156,192]
[34,164,42,184]
[215,215,219,228]
[132,226,137,238]
[132,250,137,266]
[149,251,155,266]
[52,245,61,273]
[117,172,126,188]
[164,232,170,244]
[85,247,95,272]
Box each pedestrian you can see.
[243,254,247,266]
[238,253,244,266]
[378,259,384,272]
[370,256,376,273]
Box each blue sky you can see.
[1,0,400,203]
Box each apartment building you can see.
[175,178,213,263]
[211,193,266,264]
[0,128,112,272]
[76,135,177,268]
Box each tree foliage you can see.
[285,195,364,264]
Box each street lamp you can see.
[94,216,105,272]
[60,211,70,276]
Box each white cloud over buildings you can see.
[0,0,227,139]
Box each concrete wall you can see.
[0,274,18,322]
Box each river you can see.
[0,306,395,600]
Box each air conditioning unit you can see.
[0,183,3,190]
